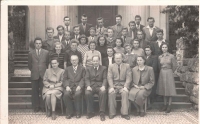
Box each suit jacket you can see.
[127,28,137,40]
[63,65,85,89]
[136,24,145,31]
[61,40,71,52]
[142,26,160,42]
[131,66,155,90]
[71,34,80,40]
[54,35,65,43]
[102,57,115,69]
[121,36,133,46]
[42,38,57,54]
[107,63,132,89]
[112,24,124,38]
[150,39,170,56]
[146,55,159,74]
[64,25,74,34]
[78,23,93,37]
[87,36,98,44]
[96,26,108,37]
[85,65,107,88]
[139,39,150,50]
[106,37,116,48]
[28,49,49,80]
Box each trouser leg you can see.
[39,77,44,109]
[98,90,107,113]
[121,91,129,115]
[108,92,116,116]
[63,90,74,115]
[31,79,39,109]
[85,90,94,114]
[74,90,82,114]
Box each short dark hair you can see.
[136,30,144,35]
[64,30,71,35]
[160,43,169,54]
[156,29,164,34]
[107,27,114,32]
[97,17,104,21]
[147,17,155,22]
[116,14,122,20]
[73,25,80,30]
[124,43,132,48]
[82,14,87,18]
[144,45,153,55]
[122,27,128,32]
[115,38,124,47]
[135,15,141,20]
[46,27,54,32]
[57,25,64,30]
[78,35,88,44]
[70,39,79,46]
[34,37,42,43]
[51,57,59,64]
[97,35,107,46]
[137,56,146,65]
[128,21,136,26]
[88,41,97,49]
[92,55,100,61]
[63,16,70,21]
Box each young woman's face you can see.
[125,46,131,53]
[116,39,122,47]
[51,60,59,68]
[90,43,96,50]
[99,37,105,45]
[162,44,168,53]
[80,38,86,45]
[133,41,139,48]
[55,44,62,52]
[107,29,113,37]
[107,49,114,57]
[137,57,145,66]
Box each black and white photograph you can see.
[1,2,199,124]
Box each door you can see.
[78,6,117,28]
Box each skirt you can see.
[156,69,176,96]
[42,89,63,100]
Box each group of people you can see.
[28,14,177,121]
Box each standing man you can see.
[135,15,145,30]
[42,27,58,54]
[85,56,107,121]
[78,14,92,37]
[107,53,132,120]
[96,17,108,37]
[28,37,49,112]
[112,15,124,38]
[63,55,85,119]
[143,17,160,42]
[54,25,65,42]
[136,30,149,50]
[62,31,71,52]
[63,16,73,34]
[127,21,137,40]
[71,26,81,40]
[121,27,133,46]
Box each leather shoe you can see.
[41,108,45,112]
[100,114,105,121]
[133,112,140,116]
[46,109,51,117]
[140,112,145,117]
[51,111,56,120]
[165,105,171,113]
[159,105,167,112]
[66,114,73,119]
[76,114,81,118]
[121,115,130,120]
[34,108,40,112]
[86,113,95,119]
[109,115,115,119]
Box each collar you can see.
[36,48,41,51]
[147,25,156,29]
[59,34,63,37]
[136,24,140,26]
[108,56,113,59]
[117,24,121,26]
[82,23,86,26]
[73,65,78,69]
[137,65,147,71]
[94,66,99,70]
[157,39,165,43]
[161,52,170,57]
[126,52,134,55]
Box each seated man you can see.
[107,53,132,120]
[63,55,85,119]
[85,56,107,121]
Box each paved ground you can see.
[9,109,198,124]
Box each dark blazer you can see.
[121,36,133,46]
[54,35,65,43]
[63,65,85,89]
[142,26,160,42]
[127,28,137,40]
[42,39,57,54]
[102,57,115,68]
[146,55,159,74]
[136,24,145,31]
[85,65,107,88]
[78,23,93,37]
[150,40,170,56]
[71,34,80,40]
[131,66,155,90]
[28,49,49,80]
[112,24,124,38]
[61,40,71,52]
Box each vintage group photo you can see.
[8,5,199,124]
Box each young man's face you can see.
[46,29,54,38]
[148,19,155,27]
[107,48,114,57]
[74,27,80,35]
[64,17,70,26]
[97,19,104,27]
[64,32,70,40]
[81,16,87,24]
[58,27,64,35]
[116,17,122,25]
[34,40,42,49]
[156,32,164,40]
[133,41,139,48]
[137,31,143,40]
[71,43,78,51]
[122,29,128,36]
[107,29,113,37]
[125,46,131,53]
[90,29,96,37]
[135,17,141,25]
[145,48,152,56]
[129,23,136,30]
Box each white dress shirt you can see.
[59,35,63,42]
[108,56,113,65]
[157,39,166,47]
[36,49,41,56]
[147,25,156,36]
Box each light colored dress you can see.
[131,48,145,57]
[83,50,102,67]
[156,52,177,96]
[77,44,89,63]
[42,68,64,99]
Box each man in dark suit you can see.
[62,31,71,52]
[78,14,92,37]
[63,16,74,36]
[127,21,137,40]
[151,29,170,56]
[63,55,85,119]
[143,17,160,42]
[121,27,133,46]
[54,25,65,42]
[135,15,145,31]
[71,26,81,40]
[111,15,124,38]
[136,30,150,50]
[96,17,108,37]
[28,37,49,112]
[102,47,115,68]
[85,56,107,121]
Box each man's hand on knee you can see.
[100,86,105,91]
[109,88,115,93]
[66,86,71,92]
[123,87,128,92]
[87,86,92,91]
[76,86,81,91]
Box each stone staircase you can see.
[9,50,193,109]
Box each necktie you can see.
[73,67,76,73]
[75,35,77,39]
[66,26,68,31]
[94,67,97,75]
[123,36,126,43]
[37,49,40,56]
[100,28,101,33]
[132,31,134,39]
[118,65,120,75]
[83,24,86,32]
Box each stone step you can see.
[9,102,32,109]
[9,82,31,88]
[176,88,185,94]
[14,50,29,54]
[14,64,28,67]
[151,102,192,109]
[175,81,184,88]
[174,76,180,81]
[10,76,30,82]
[9,95,31,103]
[9,88,32,95]
[14,61,28,63]
[155,95,189,102]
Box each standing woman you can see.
[42,57,65,120]
[96,35,108,58]
[156,43,177,113]
[83,41,102,67]
[113,38,125,54]
[49,42,65,69]
[129,56,155,117]
[77,35,89,63]
[131,39,145,57]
